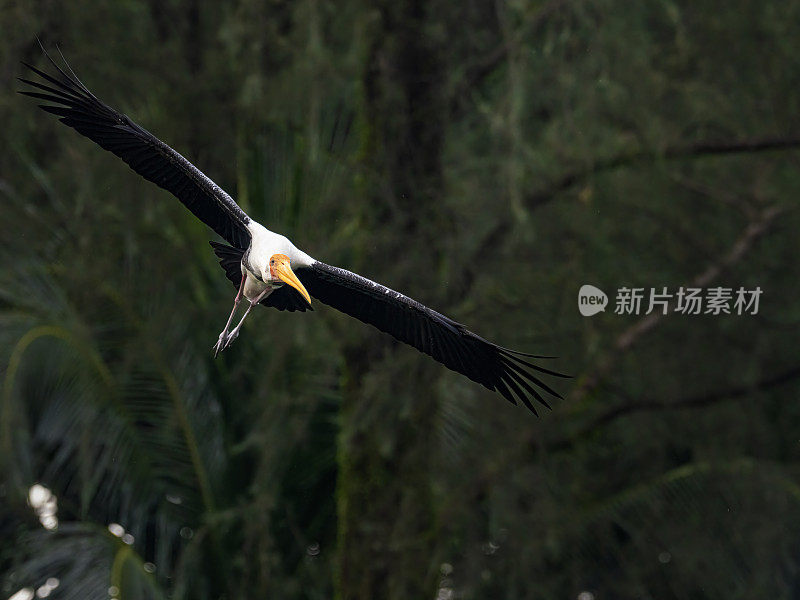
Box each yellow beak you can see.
[274,259,312,306]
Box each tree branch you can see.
[448,136,798,307]
[544,364,800,453]
[524,136,800,212]
[575,204,785,400]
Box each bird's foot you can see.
[213,332,229,358]
[212,329,241,357]
[223,328,240,350]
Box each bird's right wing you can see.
[19,48,252,249]
[295,261,567,414]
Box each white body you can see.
[241,221,316,302]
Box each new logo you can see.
[578,284,608,316]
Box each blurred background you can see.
[1,1,799,598]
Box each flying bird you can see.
[19,49,567,414]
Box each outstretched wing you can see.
[19,48,251,249]
[295,261,567,414]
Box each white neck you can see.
[246,221,315,277]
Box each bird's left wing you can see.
[295,261,567,414]
[19,49,251,249]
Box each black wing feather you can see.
[19,50,251,249]
[295,262,567,413]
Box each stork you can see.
[19,49,567,414]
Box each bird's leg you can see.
[221,287,272,351]
[213,276,246,357]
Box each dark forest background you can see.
[2,1,800,599]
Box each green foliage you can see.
[1,0,800,599]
